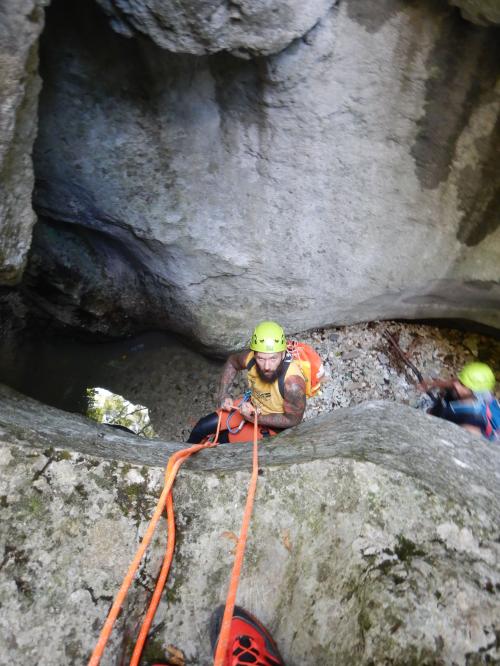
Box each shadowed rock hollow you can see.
[0,0,498,353]
[1,385,500,664]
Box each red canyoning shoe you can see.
[210,605,285,666]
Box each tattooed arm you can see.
[242,375,306,429]
[217,350,249,409]
[418,377,456,392]
[418,377,471,398]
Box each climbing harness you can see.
[89,406,262,666]
[226,390,252,434]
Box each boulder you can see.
[0,0,47,285]
[24,0,500,352]
[96,1,500,51]
[1,383,499,664]
[95,0,334,58]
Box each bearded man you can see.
[187,321,307,443]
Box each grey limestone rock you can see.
[1,383,500,664]
[0,0,47,285]
[25,0,500,353]
[95,0,335,58]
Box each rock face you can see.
[0,0,46,285]
[1,384,500,665]
[96,0,334,57]
[23,0,500,352]
[97,1,500,50]
[450,0,500,26]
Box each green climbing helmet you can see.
[458,361,496,393]
[250,321,286,353]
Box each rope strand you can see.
[213,413,259,665]
[88,419,220,666]
[89,405,260,666]
[129,409,223,665]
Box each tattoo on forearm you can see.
[218,366,237,401]
[217,351,249,402]
[257,377,306,429]
[257,412,297,428]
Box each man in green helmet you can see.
[187,321,307,443]
[419,361,499,441]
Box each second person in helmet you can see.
[187,321,307,444]
[419,361,499,441]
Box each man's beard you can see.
[256,359,285,384]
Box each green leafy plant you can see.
[86,388,156,438]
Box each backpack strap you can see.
[247,351,292,400]
[484,403,493,439]
[277,352,293,399]
[491,401,500,441]
[483,399,500,441]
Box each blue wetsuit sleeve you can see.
[449,401,483,417]
[448,400,486,431]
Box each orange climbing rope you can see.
[89,406,261,666]
[129,431,214,666]
[88,415,221,666]
[213,414,259,666]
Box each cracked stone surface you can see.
[1,385,500,664]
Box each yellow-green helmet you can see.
[458,362,496,393]
[250,321,286,353]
